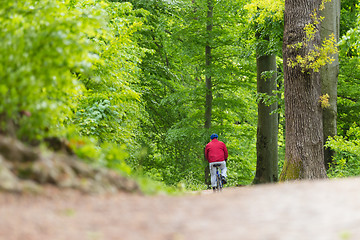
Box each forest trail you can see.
[1,177,360,240]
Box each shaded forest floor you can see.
[1,177,360,240]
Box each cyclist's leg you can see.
[217,161,227,185]
[220,161,227,178]
[209,163,217,187]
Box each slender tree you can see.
[253,53,278,183]
[280,0,328,180]
[247,3,283,184]
[203,0,214,186]
[204,0,213,130]
[320,0,340,169]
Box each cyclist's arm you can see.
[223,143,228,160]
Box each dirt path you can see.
[1,177,360,240]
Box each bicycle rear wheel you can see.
[216,173,222,191]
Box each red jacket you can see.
[205,139,228,163]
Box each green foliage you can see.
[69,1,148,147]
[337,60,360,136]
[9,0,356,192]
[245,0,284,56]
[319,93,331,108]
[0,0,154,191]
[0,0,103,139]
[122,0,259,189]
[134,173,185,195]
[287,34,338,73]
[62,127,132,175]
[326,126,360,178]
[324,2,360,180]
[244,0,284,24]
[340,0,359,36]
[287,8,338,73]
[226,133,257,185]
[339,4,360,58]
[337,5,360,136]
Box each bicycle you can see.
[213,163,223,192]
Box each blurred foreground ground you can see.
[1,177,360,240]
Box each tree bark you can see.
[204,0,214,186]
[320,0,340,169]
[280,0,327,180]
[204,0,213,130]
[253,54,279,184]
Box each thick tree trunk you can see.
[280,0,327,180]
[320,0,340,169]
[253,54,279,184]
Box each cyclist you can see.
[205,133,228,190]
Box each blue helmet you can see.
[210,133,218,140]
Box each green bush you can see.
[326,125,360,178]
[0,0,104,139]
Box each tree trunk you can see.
[280,0,327,180]
[320,0,340,169]
[204,0,214,186]
[253,54,279,184]
[204,0,213,130]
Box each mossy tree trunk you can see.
[280,0,328,180]
[320,0,340,169]
[253,54,278,184]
